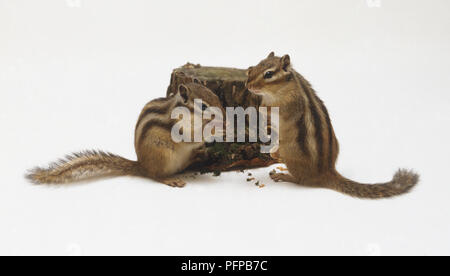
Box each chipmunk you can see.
[26,81,224,187]
[245,52,419,199]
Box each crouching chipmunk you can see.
[27,81,224,187]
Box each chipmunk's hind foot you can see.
[160,177,186,188]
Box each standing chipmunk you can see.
[245,52,419,198]
[26,82,224,187]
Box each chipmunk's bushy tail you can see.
[328,169,419,199]
[26,150,143,184]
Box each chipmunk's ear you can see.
[246,66,254,76]
[267,51,275,58]
[280,54,291,71]
[178,84,190,103]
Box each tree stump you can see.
[166,63,280,173]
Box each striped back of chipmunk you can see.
[294,72,339,172]
[134,97,177,149]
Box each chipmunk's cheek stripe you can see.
[249,88,264,95]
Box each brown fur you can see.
[246,52,419,199]
[27,82,223,188]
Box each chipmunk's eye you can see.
[202,104,208,111]
[264,71,274,79]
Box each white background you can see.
[1,0,449,256]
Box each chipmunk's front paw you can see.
[270,150,281,160]
[270,173,295,183]
[191,147,209,163]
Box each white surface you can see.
[1,0,449,256]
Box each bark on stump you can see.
[166,63,279,173]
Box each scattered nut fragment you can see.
[241,171,266,188]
